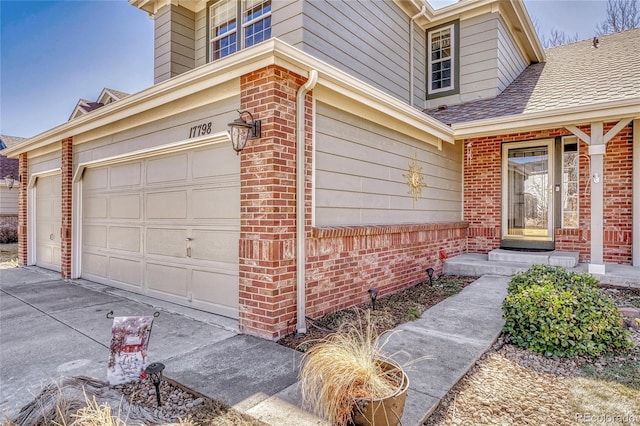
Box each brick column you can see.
[238,66,310,340]
[17,153,28,266]
[61,137,73,279]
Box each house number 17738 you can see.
[189,122,212,138]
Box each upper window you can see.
[427,24,457,96]
[209,0,271,61]
[243,0,271,48]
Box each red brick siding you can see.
[463,124,634,264]
[603,124,633,264]
[306,222,468,319]
[238,66,311,340]
[18,153,28,265]
[61,138,73,279]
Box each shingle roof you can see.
[425,28,640,125]
[0,135,23,178]
[0,135,27,149]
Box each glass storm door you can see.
[502,140,554,247]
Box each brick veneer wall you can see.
[18,153,27,265]
[603,124,633,264]
[237,66,469,340]
[61,137,73,279]
[238,66,311,339]
[463,123,634,264]
[306,222,468,319]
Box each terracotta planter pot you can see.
[351,360,409,426]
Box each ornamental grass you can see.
[299,310,403,426]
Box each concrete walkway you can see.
[0,267,508,425]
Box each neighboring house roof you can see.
[0,135,24,178]
[69,88,130,120]
[425,28,640,126]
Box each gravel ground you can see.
[425,288,640,426]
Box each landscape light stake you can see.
[145,362,165,406]
[368,288,379,310]
[426,268,435,285]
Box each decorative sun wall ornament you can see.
[403,152,427,208]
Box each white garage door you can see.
[81,144,240,318]
[36,174,62,271]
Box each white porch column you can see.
[589,122,605,274]
[634,119,640,266]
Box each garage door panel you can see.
[192,187,240,219]
[192,269,238,308]
[84,225,107,248]
[191,230,239,263]
[110,194,141,219]
[84,197,108,219]
[147,228,187,258]
[83,168,108,190]
[82,149,239,319]
[146,191,187,219]
[147,154,187,184]
[83,253,108,277]
[109,257,142,286]
[109,227,140,252]
[147,263,188,297]
[192,145,237,179]
[110,162,141,188]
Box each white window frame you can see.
[561,136,580,229]
[427,24,455,95]
[209,0,272,62]
[241,0,271,49]
[209,0,238,61]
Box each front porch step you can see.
[488,249,579,268]
[443,253,640,289]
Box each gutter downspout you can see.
[296,69,318,335]
[410,3,427,107]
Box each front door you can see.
[501,139,554,250]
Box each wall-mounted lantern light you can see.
[227,110,261,154]
[3,174,18,190]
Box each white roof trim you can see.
[5,39,454,157]
[451,98,640,139]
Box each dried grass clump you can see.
[299,310,402,426]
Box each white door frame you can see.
[501,139,555,245]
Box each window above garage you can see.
[207,0,271,62]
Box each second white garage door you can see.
[81,144,240,318]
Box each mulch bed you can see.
[278,275,479,352]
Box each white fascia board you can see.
[451,98,640,140]
[3,42,279,158]
[6,39,454,158]
[271,40,455,144]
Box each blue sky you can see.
[1,0,609,138]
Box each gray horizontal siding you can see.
[272,0,304,48]
[154,4,195,84]
[315,102,462,226]
[74,95,239,165]
[496,17,528,92]
[300,0,417,105]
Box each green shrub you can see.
[502,264,632,358]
